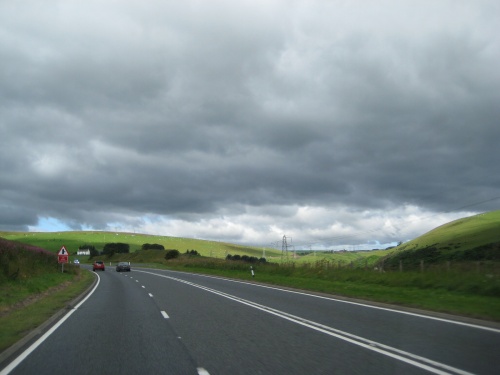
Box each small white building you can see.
[77,249,91,256]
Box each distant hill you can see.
[0,231,280,260]
[382,210,500,268]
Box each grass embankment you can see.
[0,238,94,352]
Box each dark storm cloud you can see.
[1,1,499,246]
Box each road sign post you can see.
[58,246,69,272]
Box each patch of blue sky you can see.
[29,217,71,232]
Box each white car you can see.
[74,259,80,265]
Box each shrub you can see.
[185,249,200,256]
[226,254,265,264]
[142,243,165,250]
[103,243,130,255]
[165,249,180,260]
[0,238,80,281]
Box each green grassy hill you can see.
[382,210,500,268]
[288,249,390,268]
[0,231,280,260]
[281,211,500,268]
[397,210,500,252]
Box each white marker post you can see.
[250,266,255,278]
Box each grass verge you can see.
[0,270,94,352]
[242,273,500,320]
[146,259,500,322]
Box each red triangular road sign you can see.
[58,246,68,256]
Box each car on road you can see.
[116,262,131,272]
[74,259,80,265]
[93,260,105,271]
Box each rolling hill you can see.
[381,210,500,268]
[397,210,500,251]
[0,231,280,260]
[1,210,499,268]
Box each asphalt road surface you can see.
[2,266,499,375]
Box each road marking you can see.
[0,273,101,375]
[161,310,169,319]
[135,280,139,282]
[152,269,500,334]
[148,293,153,297]
[197,368,210,375]
[142,285,145,288]
[137,270,474,375]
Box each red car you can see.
[93,260,105,271]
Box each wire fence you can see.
[281,258,500,275]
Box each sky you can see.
[1,0,499,250]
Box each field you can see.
[0,231,277,260]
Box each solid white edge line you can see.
[0,272,101,375]
[187,278,472,375]
[161,311,169,319]
[226,295,473,375]
[141,269,500,334]
[137,270,475,375]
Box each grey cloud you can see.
[1,1,499,245]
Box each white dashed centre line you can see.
[137,270,477,375]
[148,293,153,297]
[161,311,169,319]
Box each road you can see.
[1,266,499,375]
